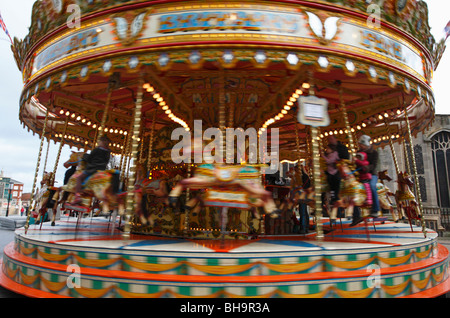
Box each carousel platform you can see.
[0,216,449,298]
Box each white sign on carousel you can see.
[297,95,330,127]
[29,6,426,83]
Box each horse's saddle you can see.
[396,189,416,201]
[195,163,260,183]
[214,165,240,182]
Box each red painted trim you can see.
[402,275,450,298]
[0,260,69,298]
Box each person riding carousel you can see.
[72,135,111,204]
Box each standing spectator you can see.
[357,135,380,217]
[328,135,350,160]
[321,144,340,204]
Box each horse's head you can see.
[63,151,85,168]
[378,170,392,182]
[398,171,414,187]
[40,171,55,186]
[336,160,354,179]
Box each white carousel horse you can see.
[169,163,281,218]
[376,170,399,222]
[329,160,368,220]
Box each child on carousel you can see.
[354,151,373,206]
[73,135,111,204]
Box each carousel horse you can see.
[61,152,124,216]
[376,170,399,221]
[134,164,172,225]
[329,160,368,220]
[32,171,59,227]
[56,151,86,209]
[395,171,421,231]
[169,163,281,218]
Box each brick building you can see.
[0,171,24,215]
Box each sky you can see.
[0,0,449,193]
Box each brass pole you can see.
[219,72,226,163]
[384,121,400,176]
[339,88,356,156]
[93,86,113,149]
[138,133,145,164]
[25,108,50,233]
[403,105,427,238]
[42,138,50,178]
[147,110,157,175]
[311,127,323,240]
[227,92,235,164]
[401,124,411,175]
[295,122,302,163]
[305,127,312,175]
[308,76,323,240]
[119,134,127,181]
[123,79,145,238]
[52,117,69,183]
[384,121,402,221]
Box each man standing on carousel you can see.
[357,134,380,217]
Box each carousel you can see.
[0,0,449,298]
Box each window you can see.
[432,131,450,208]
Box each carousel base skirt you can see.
[0,216,448,298]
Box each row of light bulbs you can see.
[259,83,310,134]
[189,227,239,232]
[257,83,407,144]
[143,83,190,131]
[53,132,126,152]
[57,109,129,135]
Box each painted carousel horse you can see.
[395,171,421,231]
[376,170,399,221]
[134,164,172,225]
[279,165,314,234]
[329,160,368,220]
[61,152,124,216]
[55,151,86,209]
[169,163,281,218]
[32,172,59,227]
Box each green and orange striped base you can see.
[0,217,449,298]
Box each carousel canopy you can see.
[12,0,446,160]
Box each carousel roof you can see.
[12,0,446,159]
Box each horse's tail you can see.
[112,171,120,194]
[164,181,171,195]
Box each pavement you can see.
[0,226,26,298]
[0,220,449,298]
